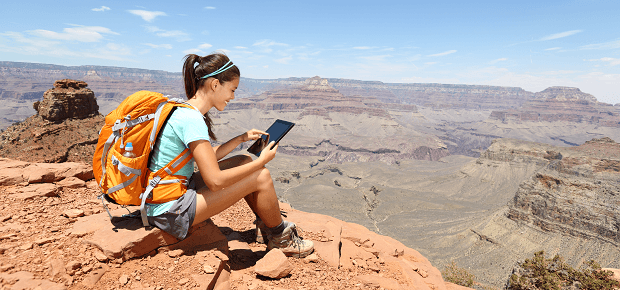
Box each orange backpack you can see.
[93,91,195,226]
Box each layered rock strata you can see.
[33,79,99,121]
[490,137,620,243]
[489,87,619,127]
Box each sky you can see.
[1,0,619,104]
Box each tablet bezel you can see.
[247,119,295,157]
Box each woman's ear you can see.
[210,78,220,91]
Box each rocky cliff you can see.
[0,79,103,164]
[489,87,619,127]
[0,158,470,290]
[481,138,620,244]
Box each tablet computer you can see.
[247,119,295,157]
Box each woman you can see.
[146,53,313,258]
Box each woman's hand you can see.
[240,129,268,142]
[258,141,278,164]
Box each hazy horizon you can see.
[1,0,619,104]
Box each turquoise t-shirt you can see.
[146,107,211,216]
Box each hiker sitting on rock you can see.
[145,53,313,258]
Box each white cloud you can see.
[0,31,132,61]
[253,40,288,47]
[144,43,172,49]
[539,30,582,41]
[275,56,293,64]
[204,6,216,9]
[353,46,372,50]
[144,26,190,41]
[580,40,620,50]
[128,10,167,22]
[490,58,507,64]
[235,46,247,49]
[183,48,205,54]
[92,6,110,12]
[587,57,620,66]
[28,25,119,42]
[428,50,457,57]
[198,43,213,49]
[545,47,561,51]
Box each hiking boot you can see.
[255,220,269,244]
[267,221,314,258]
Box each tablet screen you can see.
[247,119,295,156]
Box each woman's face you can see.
[212,78,239,111]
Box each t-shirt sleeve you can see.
[169,107,211,147]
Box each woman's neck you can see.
[186,90,213,115]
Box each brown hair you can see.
[182,53,240,141]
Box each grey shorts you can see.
[146,186,197,240]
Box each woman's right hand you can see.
[258,141,278,164]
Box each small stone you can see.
[203,264,215,274]
[168,265,175,273]
[305,253,320,263]
[119,274,129,285]
[63,209,85,218]
[19,243,33,250]
[254,249,293,279]
[66,261,81,276]
[179,278,189,285]
[35,237,56,245]
[94,251,108,262]
[0,264,14,272]
[167,249,183,258]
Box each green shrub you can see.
[442,260,476,287]
[508,251,619,290]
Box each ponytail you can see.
[182,53,241,141]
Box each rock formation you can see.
[0,79,104,164]
[0,157,469,290]
[33,79,99,121]
[488,87,620,127]
[482,137,620,244]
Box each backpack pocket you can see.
[104,149,148,205]
[146,171,188,204]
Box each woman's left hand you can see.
[240,129,268,142]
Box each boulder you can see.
[34,79,99,122]
[71,208,227,261]
[254,249,293,279]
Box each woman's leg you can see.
[191,155,283,227]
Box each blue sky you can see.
[1,0,619,104]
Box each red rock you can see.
[72,209,227,261]
[65,260,81,275]
[254,249,293,279]
[355,274,402,289]
[0,167,26,186]
[119,274,129,285]
[82,264,107,287]
[167,249,184,258]
[0,271,67,290]
[12,183,58,200]
[63,209,85,218]
[56,176,86,188]
[283,210,342,268]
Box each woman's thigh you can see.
[191,154,253,190]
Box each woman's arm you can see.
[190,138,277,191]
[212,129,267,160]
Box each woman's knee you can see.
[256,167,274,188]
